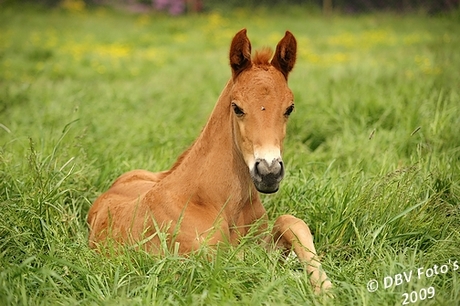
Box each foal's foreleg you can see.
[273,215,332,293]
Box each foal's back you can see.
[87,169,167,248]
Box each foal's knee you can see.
[274,214,312,236]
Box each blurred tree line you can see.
[3,0,459,13]
[204,0,459,13]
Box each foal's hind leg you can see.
[273,215,332,294]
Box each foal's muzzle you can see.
[250,157,285,194]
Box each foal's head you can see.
[229,29,297,194]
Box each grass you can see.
[1,3,459,305]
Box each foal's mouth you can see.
[252,178,281,194]
[250,158,285,194]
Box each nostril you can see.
[273,160,283,176]
[278,160,285,176]
[254,161,260,175]
[255,160,266,176]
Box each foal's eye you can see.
[284,104,295,117]
[231,102,245,117]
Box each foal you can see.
[88,29,332,293]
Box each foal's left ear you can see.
[271,31,297,79]
[229,28,252,79]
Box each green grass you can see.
[1,3,459,305]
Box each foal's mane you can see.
[252,48,273,67]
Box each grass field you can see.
[1,3,459,305]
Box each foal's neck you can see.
[168,80,257,212]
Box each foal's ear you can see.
[229,28,252,79]
[271,31,297,79]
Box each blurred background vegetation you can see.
[2,0,459,14]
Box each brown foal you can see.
[87,29,332,293]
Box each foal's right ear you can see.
[271,31,297,80]
[229,28,252,79]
